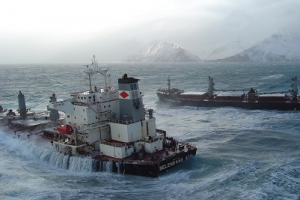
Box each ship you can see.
[156,76,300,110]
[0,56,197,177]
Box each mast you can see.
[167,76,171,91]
[83,55,101,93]
[291,76,298,100]
[83,64,94,93]
[100,69,109,90]
[18,91,27,119]
[207,76,215,98]
[49,93,59,123]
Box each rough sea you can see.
[0,62,300,200]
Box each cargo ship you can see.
[0,56,197,177]
[156,76,300,110]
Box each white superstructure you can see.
[48,56,164,158]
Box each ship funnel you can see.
[118,74,144,121]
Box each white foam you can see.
[0,130,94,173]
[260,74,284,80]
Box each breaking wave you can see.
[260,74,284,80]
[0,130,115,174]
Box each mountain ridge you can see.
[123,41,201,63]
[210,31,300,62]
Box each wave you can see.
[260,74,284,80]
[0,130,115,174]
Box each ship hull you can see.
[181,99,300,110]
[2,121,197,178]
[2,125,197,178]
[93,148,197,177]
[156,92,300,110]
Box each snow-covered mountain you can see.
[123,41,201,63]
[214,32,300,62]
[206,40,252,61]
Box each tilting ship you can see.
[156,76,300,110]
[0,56,197,177]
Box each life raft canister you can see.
[57,124,73,135]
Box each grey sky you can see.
[0,0,299,64]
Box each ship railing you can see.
[141,136,163,143]
[70,89,116,96]
[31,110,50,118]
[71,98,119,107]
[157,88,184,92]
[108,117,146,125]
[99,136,163,147]
[79,122,110,132]
[156,129,166,136]
[52,101,69,107]
[93,98,119,105]
[99,140,128,147]
[124,150,189,165]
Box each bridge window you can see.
[130,83,138,90]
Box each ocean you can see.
[0,62,300,200]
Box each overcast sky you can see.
[1,0,299,64]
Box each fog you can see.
[1,0,299,64]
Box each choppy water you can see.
[1,62,300,200]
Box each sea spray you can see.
[0,130,122,174]
[0,131,93,172]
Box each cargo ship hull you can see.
[157,92,300,110]
[93,148,197,177]
[157,76,300,110]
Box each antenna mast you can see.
[207,76,215,98]
[167,76,171,91]
[291,76,298,100]
[100,69,109,90]
[83,55,101,93]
